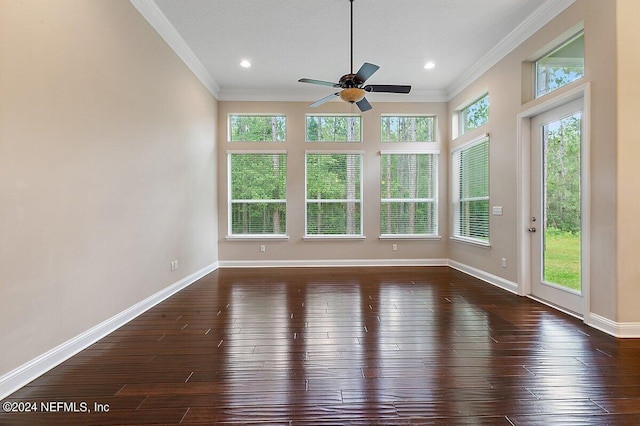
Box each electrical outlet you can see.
[171,260,179,271]
[392,244,398,251]
[260,245,266,253]
[501,258,507,268]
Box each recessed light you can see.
[240,60,251,68]
[424,61,435,70]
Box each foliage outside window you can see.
[229,153,287,236]
[381,116,435,142]
[536,32,584,98]
[380,153,438,236]
[306,115,361,142]
[229,115,286,142]
[460,95,489,135]
[544,113,582,233]
[306,153,362,236]
[452,138,489,243]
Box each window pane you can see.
[381,201,436,235]
[380,153,437,236]
[461,95,489,135]
[536,32,584,98]
[231,202,286,234]
[306,115,361,142]
[229,153,287,235]
[306,153,362,235]
[306,202,361,235]
[452,139,489,242]
[229,115,285,141]
[381,116,435,142]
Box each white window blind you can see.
[380,153,438,236]
[305,153,362,236]
[305,115,361,142]
[229,153,287,235]
[452,137,489,243]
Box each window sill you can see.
[303,235,366,241]
[226,235,289,241]
[450,236,491,248]
[379,235,442,241]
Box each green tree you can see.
[544,113,581,233]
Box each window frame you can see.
[227,150,289,240]
[380,115,436,143]
[379,150,440,239]
[459,94,489,136]
[227,114,286,142]
[304,150,365,239]
[305,114,362,143]
[535,31,585,99]
[450,135,490,247]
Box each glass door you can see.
[530,99,584,315]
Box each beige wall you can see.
[616,0,640,323]
[0,0,218,376]
[448,0,622,320]
[217,101,449,263]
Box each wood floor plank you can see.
[2,266,639,425]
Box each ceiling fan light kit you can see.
[339,88,366,103]
[297,0,411,112]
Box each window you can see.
[306,115,361,142]
[380,153,438,236]
[452,137,489,244]
[305,153,362,236]
[536,32,584,98]
[229,115,285,141]
[381,116,435,142]
[460,94,489,135]
[228,153,287,236]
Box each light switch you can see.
[492,206,503,216]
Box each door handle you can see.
[528,227,537,233]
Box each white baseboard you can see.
[0,262,218,400]
[586,312,640,338]
[218,258,449,268]
[448,260,519,294]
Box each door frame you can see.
[516,82,591,318]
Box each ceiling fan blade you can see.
[309,93,340,108]
[356,97,372,112]
[364,84,411,94]
[299,78,340,88]
[354,63,380,83]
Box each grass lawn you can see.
[544,228,581,291]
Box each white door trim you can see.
[516,82,591,317]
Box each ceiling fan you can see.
[298,0,411,112]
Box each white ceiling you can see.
[132,0,575,103]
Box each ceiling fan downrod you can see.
[350,0,354,75]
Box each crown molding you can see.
[216,88,449,103]
[129,0,220,97]
[131,0,574,104]
[446,0,576,100]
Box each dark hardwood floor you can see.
[2,267,640,425]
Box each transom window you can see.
[536,31,585,98]
[306,115,361,142]
[381,116,435,142]
[380,153,438,236]
[229,115,286,142]
[460,94,489,136]
[228,152,287,236]
[305,153,363,236]
[451,137,490,244]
